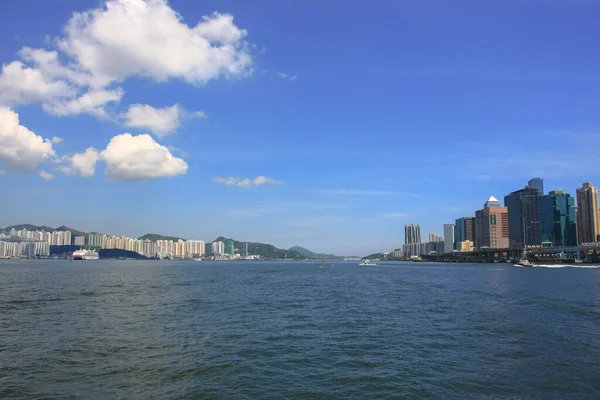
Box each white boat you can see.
[72,249,99,260]
[517,258,534,267]
[359,259,376,266]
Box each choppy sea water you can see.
[1,260,599,399]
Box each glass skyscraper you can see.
[505,187,542,249]
[528,177,544,195]
[540,190,577,247]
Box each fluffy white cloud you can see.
[60,147,100,177]
[57,0,252,87]
[0,108,56,172]
[38,171,55,180]
[0,61,74,106]
[212,176,283,188]
[101,133,187,181]
[51,136,63,144]
[0,0,252,119]
[122,104,206,137]
[43,88,124,118]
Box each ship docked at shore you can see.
[72,249,100,260]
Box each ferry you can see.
[72,249,100,260]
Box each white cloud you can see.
[57,1,252,87]
[212,175,283,188]
[51,136,63,144]
[0,0,253,118]
[277,72,297,81]
[101,133,187,181]
[0,61,74,106]
[122,104,206,137]
[0,107,56,172]
[60,147,100,177]
[38,171,55,180]
[43,88,124,118]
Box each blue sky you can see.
[0,0,599,255]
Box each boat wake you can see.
[514,264,600,269]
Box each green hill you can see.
[138,233,186,242]
[55,225,89,237]
[214,237,306,259]
[288,246,344,259]
[2,224,55,233]
[363,253,385,260]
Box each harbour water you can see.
[1,260,599,399]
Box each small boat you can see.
[359,259,376,266]
[517,258,534,267]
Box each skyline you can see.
[1,0,600,255]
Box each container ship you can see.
[72,249,100,260]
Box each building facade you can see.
[455,217,476,250]
[540,190,577,247]
[528,177,544,195]
[505,187,542,249]
[404,224,421,244]
[475,196,509,249]
[443,224,455,253]
[576,182,600,244]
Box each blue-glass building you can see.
[541,190,577,247]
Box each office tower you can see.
[505,187,542,249]
[541,190,577,247]
[443,224,455,253]
[528,177,544,195]
[454,217,476,250]
[475,196,509,249]
[404,224,421,244]
[226,240,235,255]
[576,182,600,244]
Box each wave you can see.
[514,264,600,269]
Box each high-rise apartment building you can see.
[505,187,542,249]
[443,224,455,253]
[475,196,509,249]
[576,182,600,244]
[454,217,476,250]
[404,224,421,244]
[74,236,85,246]
[243,241,249,258]
[226,240,235,255]
[528,177,544,195]
[541,190,577,247]
[428,232,443,242]
[212,241,225,256]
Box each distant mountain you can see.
[138,233,186,242]
[2,224,55,233]
[55,226,89,237]
[214,237,306,259]
[288,246,343,259]
[363,253,385,260]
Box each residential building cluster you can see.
[1,228,256,260]
[398,179,600,258]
